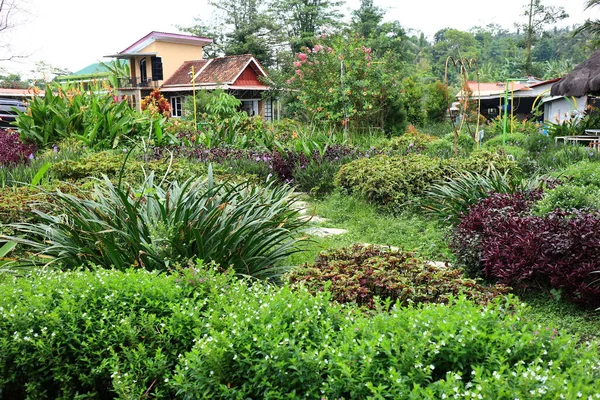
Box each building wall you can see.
[139,41,204,83]
[544,96,587,123]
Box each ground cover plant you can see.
[286,244,507,309]
[2,266,600,399]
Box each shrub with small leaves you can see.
[285,244,508,309]
[533,183,600,215]
[336,151,517,210]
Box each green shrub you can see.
[424,133,475,159]
[537,144,600,172]
[285,244,508,308]
[533,183,600,215]
[173,289,600,399]
[53,151,208,184]
[550,160,600,188]
[2,267,600,399]
[523,133,553,155]
[336,151,517,209]
[0,265,226,399]
[3,172,307,278]
[483,132,528,149]
[386,127,436,155]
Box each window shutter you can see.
[151,56,163,81]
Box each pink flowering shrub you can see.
[286,34,405,130]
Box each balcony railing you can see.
[118,77,160,89]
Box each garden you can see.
[2,52,600,397]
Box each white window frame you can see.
[170,96,183,117]
[241,99,259,117]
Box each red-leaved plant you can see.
[453,192,600,307]
[0,128,37,166]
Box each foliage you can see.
[173,290,600,399]
[15,85,154,149]
[0,128,37,166]
[286,244,508,309]
[2,263,600,398]
[422,166,540,224]
[53,150,207,184]
[453,192,600,307]
[2,171,307,279]
[536,144,600,171]
[141,88,171,118]
[0,265,227,399]
[483,132,528,149]
[533,183,600,215]
[335,151,517,210]
[484,116,540,140]
[424,81,450,123]
[550,160,600,188]
[285,34,406,132]
[386,125,436,155]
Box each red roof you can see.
[162,54,268,88]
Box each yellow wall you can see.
[137,41,204,82]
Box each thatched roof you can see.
[551,51,600,97]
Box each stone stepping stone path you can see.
[291,195,449,265]
[290,197,349,237]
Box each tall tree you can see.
[574,0,600,48]
[351,0,384,39]
[179,0,277,66]
[271,0,343,53]
[518,0,567,74]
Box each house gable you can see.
[233,65,263,86]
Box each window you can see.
[139,58,147,83]
[264,98,273,121]
[241,100,258,116]
[170,96,182,117]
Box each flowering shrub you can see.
[453,192,600,307]
[285,244,508,309]
[0,128,37,166]
[141,88,171,118]
[286,34,406,131]
[2,266,600,398]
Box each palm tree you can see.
[574,0,600,47]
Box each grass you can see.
[286,191,453,266]
[517,289,600,343]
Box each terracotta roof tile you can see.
[195,54,257,84]
[162,60,208,86]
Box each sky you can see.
[1,0,598,78]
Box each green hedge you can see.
[1,266,599,399]
[335,151,517,209]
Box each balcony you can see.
[118,77,160,89]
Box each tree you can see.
[351,0,384,39]
[574,0,600,48]
[0,0,29,63]
[518,0,567,74]
[271,0,343,53]
[0,73,29,89]
[179,1,277,66]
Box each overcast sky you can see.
[1,0,598,77]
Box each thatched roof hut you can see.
[551,51,600,97]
